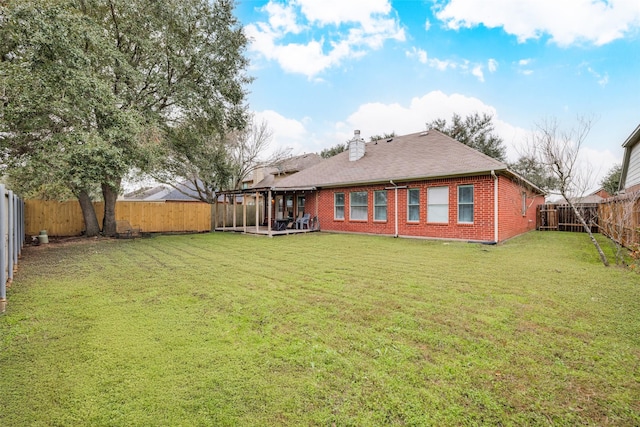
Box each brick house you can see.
[244,130,544,243]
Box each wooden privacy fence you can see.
[537,203,599,233]
[598,193,640,248]
[25,200,211,237]
[1,185,25,313]
[213,200,262,228]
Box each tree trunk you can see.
[77,190,101,237]
[568,201,609,267]
[101,179,120,237]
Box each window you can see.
[428,186,449,223]
[374,190,387,221]
[407,188,420,222]
[334,193,344,220]
[458,185,474,223]
[350,191,368,220]
[297,195,305,217]
[286,195,294,218]
[521,192,527,216]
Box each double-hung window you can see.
[458,185,474,223]
[334,193,345,220]
[350,191,368,220]
[374,190,387,221]
[407,189,420,222]
[297,196,305,217]
[427,186,449,223]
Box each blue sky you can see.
[235,0,640,187]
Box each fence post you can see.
[12,193,20,268]
[7,190,14,282]
[0,185,6,313]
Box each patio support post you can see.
[242,194,247,233]
[267,190,272,237]
[233,193,237,229]
[255,191,259,234]
[213,196,218,231]
[223,194,227,231]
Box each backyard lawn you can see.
[1,231,638,426]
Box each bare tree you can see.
[529,116,609,266]
[226,118,290,190]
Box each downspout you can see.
[491,170,498,243]
[390,180,399,237]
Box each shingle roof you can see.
[275,130,508,189]
[252,152,323,188]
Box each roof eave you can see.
[307,168,512,189]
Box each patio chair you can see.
[296,213,311,229]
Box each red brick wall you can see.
[497,176,544,241]
[303,174,543,242]
[310,175,492,241]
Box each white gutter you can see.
[391,180,398,237]
[491,170,498,243]
[385,180,407,238]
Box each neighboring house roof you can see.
[619,123,640,192]
[122,185,171,201]
[554,189,610,205]
[252,153,323,188]
[274,130,531,190]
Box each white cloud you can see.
[471,65,485,82]
[516,58,534,75]
[334,91,528,160]
[246,0,405,78]
[263,2,302,33]
[257,92,621,189]
[435,0,640,46]
[253,110,310,156]
[405,54,488,82]
[296,0,392,26]
[488,58,498,73]
[424,19,432,31]
[405,46,427,63]
[587,66,609,87]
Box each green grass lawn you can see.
[1,231,638,426]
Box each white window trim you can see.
[427,186,449,224]
[374,190,387,221]
[458,184,474,224]
[407,188,420,222]
[350,191,368,221]
[334,192,345,220]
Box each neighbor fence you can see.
[536,203,599,233]
[25,200,212,237]
[1,185,25,313]
[598,192,640,248]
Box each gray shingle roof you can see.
[275,130,507,189]
[252,153,323,188]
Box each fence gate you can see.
[536,203,599,233]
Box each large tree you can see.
[600,163,622,195]
[153,115,287,203]
[508,154,560,193]
[1,0,250,236]
[427,112,507,161]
